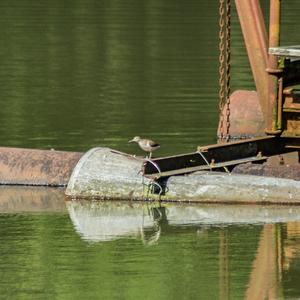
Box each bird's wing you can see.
[148,140,160,147]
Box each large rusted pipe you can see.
[266,0,281,133]
[235,0,269,120]
[0,147,83,186]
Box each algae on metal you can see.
[166,172,300,203]
[66,147,154,200]
[66,147,300,203]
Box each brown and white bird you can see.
[129,136,160,159]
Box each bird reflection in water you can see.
[141,203,168,246]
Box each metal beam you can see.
[235,0,269,120]
[266,0,282,133]
[143,136,292,179]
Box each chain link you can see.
[225,0,231,142]
[218,0,225,141]
[218,0,231,142]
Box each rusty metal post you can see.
[266,0,282,133]
[235,0,269,119]
[277,77,283,130]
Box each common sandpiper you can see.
[129,136,160,159]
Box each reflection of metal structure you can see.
[66,200,300,243]
[0,186,66,212]
[143,0,300,181]
[66,200,156,242]
[245,224,281,300]
[219,223,284,300]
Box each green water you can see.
[1,0,300,299]
[2,188,300,299]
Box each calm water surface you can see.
[1,0,300,299]
[1,188,300,299]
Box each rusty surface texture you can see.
[235,0,269,118]
[217,90,265,139]
[269,52,300,137]
[233,163,300,181]
[266,0,281,133]
[0,147,83,186]
[282,88,300,136]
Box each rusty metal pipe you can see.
[277,77,283,130]
[0,147,83,186]
[235,0,269,120]
[251,1,269,65]
[266,0,281,133]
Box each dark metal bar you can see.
[143,136,292,179]
[145,156,267,179]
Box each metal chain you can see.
[218,0,226,141]
[225,0,231,142]
[218,0,231,142]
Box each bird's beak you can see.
[128,139,134,143]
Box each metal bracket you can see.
[142,136,293,179]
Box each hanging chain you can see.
[225,0,231,142]
[218,0,231,142]
[218,0,226,141]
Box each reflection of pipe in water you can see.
[66,200,300,243]
[282,222,300,270]
[0,186,66,213]
[66,200,159,242]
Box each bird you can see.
[129,136,160,159]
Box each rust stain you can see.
[217,90,265,139]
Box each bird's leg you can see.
[149,152,152,159]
